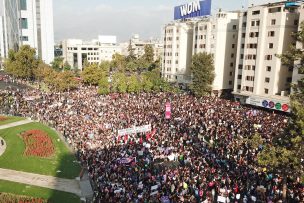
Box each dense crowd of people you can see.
[0,77,303,203]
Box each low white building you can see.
[62,36,122,70]
[122,34,163,61]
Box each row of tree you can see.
[4,45,79,91]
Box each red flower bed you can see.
[0,116,7,121]
[21,130,55,158]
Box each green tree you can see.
[142,44,154,64]
[127,41,136,62]
[63,61,71,71]
[99,61,111,73]
[112,72,127,93]
[127,74,141,93]
[190,52,215,97]
[256,21,304,202]
[4,45,39,79]
[51,57,64,71]
[54,71,79,91]
[141,75,153,92]
[81,63,105,85]
[111,53,126,71]
[98,76,110,95]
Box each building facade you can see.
[122,34,163,61]
[162,11,239,92]
[62,36,122,70]
[233,2,303,112]
[1,0,54,64]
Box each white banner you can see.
[117,124,151,136]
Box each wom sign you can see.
[174,0,211,20]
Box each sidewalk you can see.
[0,168,81,196]
[0,119,33,130]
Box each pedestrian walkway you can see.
[0,119,33,130]
[0,168,81,196]
[0,137,6,156]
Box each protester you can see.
[0,78,303,203]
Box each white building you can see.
[122,34,163,61]
[162,11,240,93]
[292,4,304,90]
[62,36,122,70]
[162,20,195,83]
[1,0,54,64]
[233,2,303,112]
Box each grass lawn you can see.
[0,122,81,179]
[0,116,25,126]
[0,180,81,203]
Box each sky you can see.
[53,0,282,43]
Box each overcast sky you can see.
[53,0,282,42]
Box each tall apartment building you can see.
[62,36,122,70]
[162,11,239,92]
[1,0,54,64]
[233,2,302,112]
[292,4,304,89]
[162,20,195,83]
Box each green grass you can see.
[0,116,25,126]
[0,122,81,179]
[0,180,81,203]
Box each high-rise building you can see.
[233,1,303,111]
[162,11,240,93]
[1,0,54,64]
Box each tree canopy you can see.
[190,52,215,97]
[4,45,39,79]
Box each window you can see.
[229,81,233,85]
[265,55,272,60]
[286,77,292,83]
[175,60,178,64]
[20,0,27,10]
[264,88,269,94]
[230,71,233,76]
[231,54,234,58]
[238,65,243,69]
[232,44,235,48]
[271,19,276,25]
[268,7,281,13]
[240,54,244,59]
[242,33,246,38]
[256,20,260,26]
[242,22,247,28]
[233,34,236,39]
[237,85,241,89]
[21,36,28,41]
[232,25,237,30]
[230,63,234,67]
[252,10,260,15]
[294,20,299,26]
[199,44,206,49]
[268,31,275,37]
[265,77,270,83]
[238,75,242,79]
[266,66,271,72]
[269,43,273,48]
[246,76,255,81]
[21,18,28,29]
[251,21,255,26]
